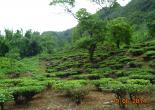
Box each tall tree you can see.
[108,17,132,48]
[5,29,13,41]
[147,20,155,38]
[75,8,106,62]
[25,30,32,39]
[50,0,117,19]
[0,39,9,56]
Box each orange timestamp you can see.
[112,98,148,104]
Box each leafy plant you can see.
[0,89,13,110]
[53,80,89,104]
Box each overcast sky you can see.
[0,0,131,33]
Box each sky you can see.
[0,0,131,33]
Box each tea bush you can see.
[0,89,13,110]
[128,48,144,56]
[53,80,89,104]
[143,51,155,60]
[11,85,45,104]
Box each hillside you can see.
[96,0,155,42]
[1,0,155,110]
[0,39,155,110]
[57,0,155,43]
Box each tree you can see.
[74,8,106,62]
[5,29,13,41]
[50,0,77,19]
[13,30,22,39]
[92,0,117,8]
[147,20,155,38]
[40,36,55,54]
[108,17,132,48]
[20,39,42,58]
[50,0,117,19]
[25,30,32,39]
[0,40,9,56]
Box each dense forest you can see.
[0,0,155,110]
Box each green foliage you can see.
[147,20,155,38]
[0,41,9,57]
[11,85,45,104]
[66,86,90,104]
[144,50,155,56]
[0,89,13,103]
[93,78,113,91]
[71,74,100,80]
[76,8,91,21]
[0,89,13,110]
[0,29,65,59]
[127,79,150,85]
[50,0,75,7]
[128,68,153,76]
[73,8,106,62]
[128,48,144,56]
[108,17,132,48]
[53,80,87,91]
[20,40,42,58]
[143,50,155,60]
[74,37,94,49]
[53,80,89,104]
[0,57,24,75]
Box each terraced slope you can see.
[1,40,155,110]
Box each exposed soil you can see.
[6,90,115,110]
[5,90,155,110]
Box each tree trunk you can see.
[0,103,4,110]
[88,43,97,63]
[116,40,120,49]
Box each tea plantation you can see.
[0,40,155,110]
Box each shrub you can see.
[144,46,155,51]
[46,68,57,73]
[117,77,130,83]
[71,74,100,80]
[149,60,155,68]
[115,70,130,77]
[11,86,45,104]
[55,71,79,78]
[126,84,152,104]
[143,51,155,61]
[128,68,153,76]
[129,75,155,81]
[110,64,124,69]
[127,79,150,85]
[125,61,142,68]
[93,78,113,91]
[102,81,127,109]
[0,89,13,110]
[118,57,133,63]
[53,80,89,104]
[66,86,90,104]
[93,78,153,109]
[128,48,144,56]
[0,58,22,74]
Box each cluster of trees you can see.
[49,0,134,62]
[98,0,155,42]
[1,0,155,61]
[50,0,155,62]
[71,8,132,62]
[0,29,59,59]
